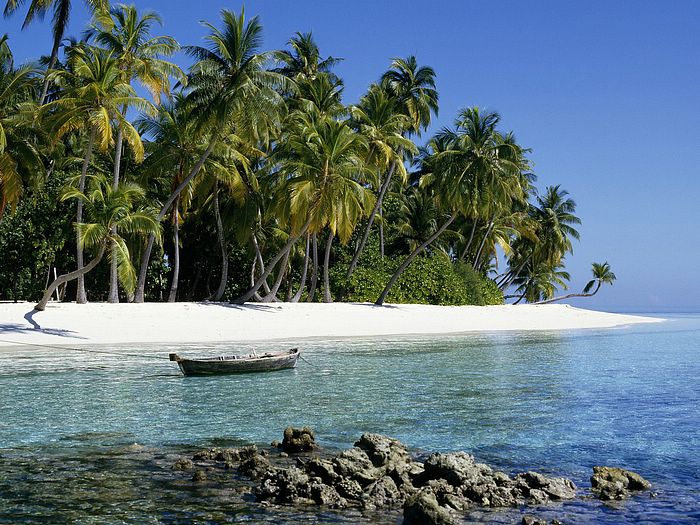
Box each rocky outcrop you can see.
[176,429,581,524]
[591,466,651,500]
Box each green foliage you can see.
[0,173,74,300]
[453,262,504,305]
[334,247,503,306]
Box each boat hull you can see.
[170,349,299,376]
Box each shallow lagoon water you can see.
[0,314,698,523]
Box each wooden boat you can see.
[169,348,300,376]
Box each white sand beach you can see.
[0,302,661,348]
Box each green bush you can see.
[334,251,503,306]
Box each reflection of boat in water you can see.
[169,348,300,376]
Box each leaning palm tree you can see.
[133,8,287,302]
[3,0,110,104]
[43,44,151,303]
[0,35,44,221]
[86,3,183,302]
[535,262,616,304]
[35,174,161,310]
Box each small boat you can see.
[169,348,300,376]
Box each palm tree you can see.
[380,56,438,136]
[235,116,373,303]
[35,174,161,310]
[0,34,45,221]
[133,8,287,302]
[375,107,521,306]
[3,0,109,104]
[274,31,341,83]
[500,185,581,294]
[509,261,571,304]
[346,57,438,279]
[345,84,415,278]
[535,262,616,304]
[136,95,202,301]
[44,44,150,303]
[85,3,183,301]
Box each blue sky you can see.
[2,0,699,311]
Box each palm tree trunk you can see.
[107,123,124,303]
[534,282,600,304]
[212,184,228,301]
[76,126,97,304]
[459,220,478,260]
[379,216,385,258]
[261,246,291,302]
[167,197,180,302]
[513,292,527,305]
[249,256,264,301]
[36,244,106,311]
[234,217,313,304]
[323,232,333,303]
[346,161,396,278]
[39,36,61,105]
[134,131,219,302]
[252,233,271,294]
[375,214,455,306]
[473,216,496,270]
[291,233,310,303]
[307,234,319,302]
[497,256,530,291]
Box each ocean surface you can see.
[0,313,698,523]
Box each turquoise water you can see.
[1,314,698,523]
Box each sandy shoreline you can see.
[0,302,662,348]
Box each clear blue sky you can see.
[3,0,699,312]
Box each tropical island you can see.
[0,5,618,311]
[2,4,690,525]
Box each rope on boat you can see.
[0,338,169,360]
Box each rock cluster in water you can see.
[590,466,652,500]
[174,428,652,524]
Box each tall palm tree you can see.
[86,3,183,302]
[44,44,150,303]
[3,0,110,104]
[535,262,616,304]
[0,35,45,221]
[133,8,287,302]
[345,84,415,279]
[235,116,373,303]
[136,94,202,301]
[375,107,521,306]
[35,174,161,310]
[347,57,438,279]
[380,56,438,136]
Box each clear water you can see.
[1,314,698,523]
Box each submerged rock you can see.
[591,466,651,500]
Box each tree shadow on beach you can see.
[198,301,283,312]
[0,310,85,340]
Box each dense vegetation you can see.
[0,4,615,307]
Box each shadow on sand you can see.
[0,310,84,340]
